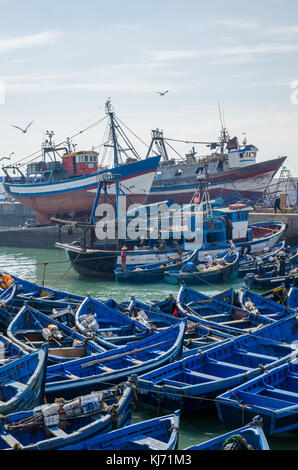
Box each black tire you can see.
[241,244,251,256]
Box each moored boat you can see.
[185,415,269,450]
[177,285,275,335]
[75,295,150,347]
[45,322,186,401]
[0,346,48,416]
[216,362,298,436]
[7,305,106,364]
[164,250,239,286]
[114,249,199,283]
[136,333,294,412]
[239,288,293,320]
[0,381,134,450]
[61,410,180,450]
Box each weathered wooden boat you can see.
[114,249,199,283]
[136,333,294,412]
[118,297,233,355]
[45,322,186,401]
[0,285,19,332]
[259,285,288,305]
[287,286,298,309]
[239,288,293,321]
[75,295,150,347]
[0,333,26,365]
[0,381,134,450]
[185,415,269,450]
[61,410,180,450]
[216,362,298,436]
[245,271,298,290]
[7,305,106,364]
[239,240,285,267]
[164,251,239,286]
[251,312,298,345]
[177,286,275,336]
[0,346,48,416]
[238,244,298,278]
[0,273,83,318]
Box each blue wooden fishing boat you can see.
[287,286,298,309]
[238,244,298,278]
[216,362,298,436]
[245,270,298,290]
[239,288,293,320]
[185,415,269,450]
[75,295,150,348]
[251,312,298,345]
[0,381,134,450]
[239,240,285,267]
[0,345,48,416]
[0,285,18,332]
[114,249,199,283]
[177,286,275,336]
[136,333,294,412]
[118,297,233,354]
[7,305,106,364]
[164,251,239,286]
[45,322,186,401]
[0,273,84,316]
[61,410,180,450]
[0,333,26,365]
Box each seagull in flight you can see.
[0,152,14,161]
[157,90,169,96]
[11,121,34,133]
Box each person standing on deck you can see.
[279,253,286,276]
[225,215,233,242]
[121,246,127,271]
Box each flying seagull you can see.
[157,90,169,96]
[11,121,34,133]
[0,152,14,161]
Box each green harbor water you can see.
[1,245,297,450]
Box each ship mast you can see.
[105,98,121,249]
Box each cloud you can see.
[0,31,61,54]
[215,18,298,37]
[150,43,298,62]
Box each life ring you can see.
[241,244,251,256]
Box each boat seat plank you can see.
[237,390,294,409]
[100,366,115,372]
[263,387,298,403]
[184,370,220,381]
[235,351,278,362]
[5,379,27,391]
[46,425,68,438]
[213,360,253,372]
[134,436,168,450]
[64,370,80,380]
[0,433,23,448]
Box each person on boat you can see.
[274,196,281,213]
[121,246,127,272]
[149,237,154,251]
[0,273,14,290]
[203,253,213,264]
[225,215,233,241]
[181,261,195,273]
[279,254,286,276]
[285,245,291,254]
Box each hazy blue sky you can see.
[1,0,298,174]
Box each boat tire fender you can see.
[241,244,251,256]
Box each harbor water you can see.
[1,245,298,450]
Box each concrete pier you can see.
[0,202,34,227]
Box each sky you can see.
[1,0,298,175]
